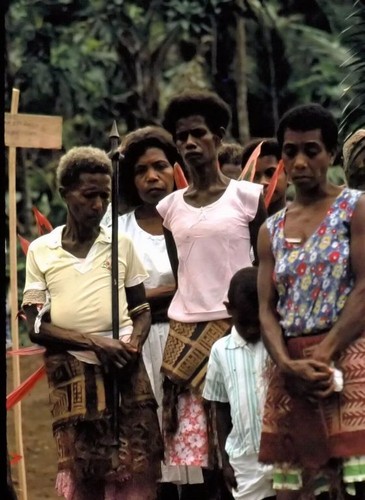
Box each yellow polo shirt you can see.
[23,225,148,335]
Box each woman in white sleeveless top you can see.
[104,126,204,500]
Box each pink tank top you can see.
[157,180,262,322]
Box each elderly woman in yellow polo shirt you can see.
[22,146,163,500]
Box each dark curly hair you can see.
[277,103,338,154]
[227,267,258,310]
[163,91,231,137]
[119,126,181,207]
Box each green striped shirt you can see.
[203,327,268,459]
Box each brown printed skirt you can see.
[44,351,163,487]
[161,319,231,393]
[259,332,365,469]
[161,318,231,467]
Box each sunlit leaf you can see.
[173,162,189,189]
[17,235,31,255]
[238,142,262,183]
[264,159,284,208]
[32,206,53,235]
[7,364,46,411]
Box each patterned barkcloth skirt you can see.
[161,319,231,468]
[161,319,231,393]
[44,350,163,497]
[259,332,365,494]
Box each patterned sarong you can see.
[161,319,230,468]
[44,350,163,489]
[259,332,365,468]
[161,319,231,393]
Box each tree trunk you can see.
[263,25,279,133]
[235,0,250,144]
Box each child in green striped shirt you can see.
[203,267,275,500]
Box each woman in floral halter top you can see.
[257,103,365,499]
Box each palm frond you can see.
[339,0,365,138]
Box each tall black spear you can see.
[109,120,121,443]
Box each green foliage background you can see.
[5,0,364,231]
[4,0,364,342]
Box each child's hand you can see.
[222,463,237,491]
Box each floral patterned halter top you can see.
[267,188,363,337]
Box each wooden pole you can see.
[8,87,28,500]
[109,121,121,443]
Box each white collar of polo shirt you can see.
[44,224,111,250]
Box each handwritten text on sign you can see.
[5,113,63,149]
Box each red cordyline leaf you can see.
[173,162,188,189]
[264,159,285,208]
[238,141,263,182]
[18,234,31,255]
[6,364,46,411]
[32,206,53,235]
[10,453,22,465]
[7,346,46,356]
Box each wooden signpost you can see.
[5,88,62,500]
